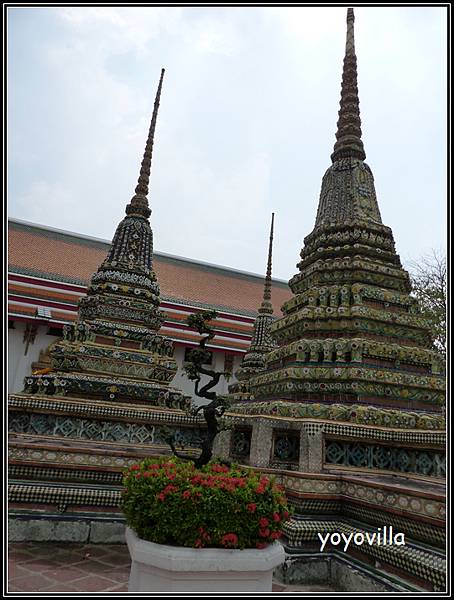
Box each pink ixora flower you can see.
[221,533,238,548]
[247,503,257,513]
[272,512,281,522]
[199,527,211,541]
[211,464,229,473]
[259,517,269,528]
[259,528,270,538]
[163,484,178,494]
[201,478,216,488]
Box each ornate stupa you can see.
[218,10,446,591]
[18,70,187,408]
[8,70,204,539]
[234,8,445,422]
[228,213,276,400]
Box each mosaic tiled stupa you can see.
[228,8,445,429]
[227,213,276,401]
[21,70,186,410]
[217,9,446,591]
[252,9,444,418]
[8,70,204,539]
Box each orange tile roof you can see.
[8,283,82,304]
[8,219,292,317]
[9,303,36,316]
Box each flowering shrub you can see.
[121,457,291,550]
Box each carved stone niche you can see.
[230,428,252,464]
[270,429,300,471]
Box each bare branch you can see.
[407,249,446,360]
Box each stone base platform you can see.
[9,514,126,544]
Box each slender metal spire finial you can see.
[126,68,165,219]
[346,8,355,54]
[259,212,275,314]
[331,8,366,162]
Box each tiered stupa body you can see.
[8,71,204,540]
[228,213,276,400]
[217,10,446,591]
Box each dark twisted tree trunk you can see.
[166,310,230,468]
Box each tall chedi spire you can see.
[315,7,382,228]
[229,214,277,399]
[81,69,166,331]
[126,68,164,219]
[259,212,275,315]
[232,8,444,429]
[87,69,164,330]
[331,8,365,163]
[21,69,189,410]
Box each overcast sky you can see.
[8,6,447,281]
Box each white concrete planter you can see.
[126,526,285,592]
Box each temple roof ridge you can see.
[8,217,289,286]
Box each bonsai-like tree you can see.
[408,249,446,361]
[165,310,231,468]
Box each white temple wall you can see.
[8,322,60,394]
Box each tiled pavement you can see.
[8,543,130,593]
[8,542,336,593]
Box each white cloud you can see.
[184,14,241,56]
[13,180,81,229]
[57,7,183,56]
[153,128,272,269]
[56,6,240,58]
[265,6,346,44]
